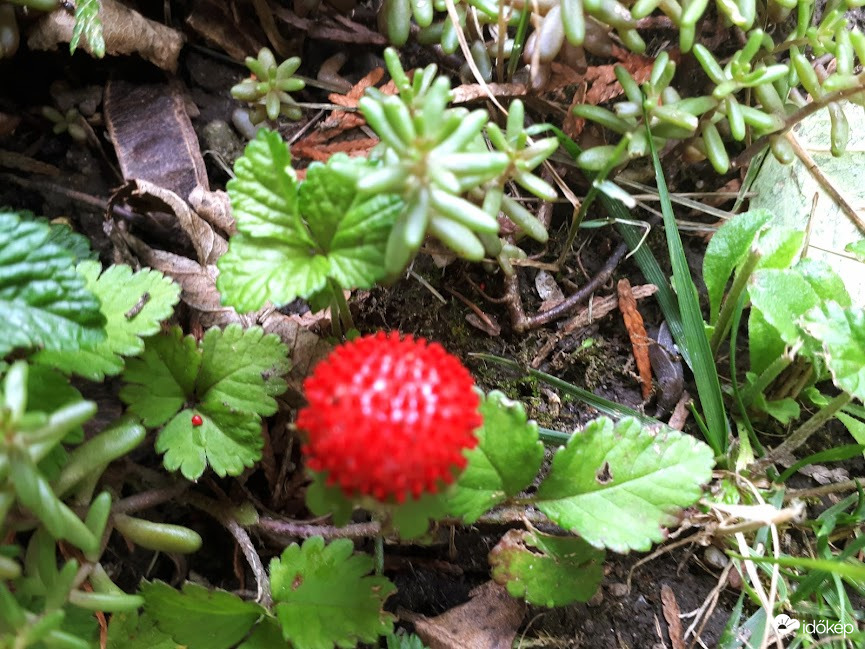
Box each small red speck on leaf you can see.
[297,331,482,504]
[191,414,203,427]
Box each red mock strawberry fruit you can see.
[297,332,482,503]
[191,414,203,427]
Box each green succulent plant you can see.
[231,47,306,124]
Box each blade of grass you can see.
[644,112,728,456]
[471,353,664,427]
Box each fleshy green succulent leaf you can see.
[0,210,105,357]
[70,0,105,57]
[198,324,289,417]
[141,581,266,649]
[34,262,181,380]
[450,391,544,523]
[119,328,200,427]
[489,529,605,607]
[270,537,396,649]
[800,301,865,401]
[703,209,772,324]
[535,417,714,553]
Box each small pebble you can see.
[608,582,629,597]
[704,545,729,570]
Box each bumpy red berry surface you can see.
[297,332,482,503]
[191,414,203,427]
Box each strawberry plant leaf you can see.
[141,581,265,649]
[489,529,605,607]
[388,491,450,539]
[156,406,263,480]
[120,327,200,427]
[450,391,544,523]
[801,301,865,401]
[217,134,402,312]
[70,0,105,57]
[535,417,714,553]
[107,611,179,649]
[198,324,290,417]
[35,262,181,380]
[305,471,355,526]
[121,325,289,479]
[386,632,429,649]
[0,210,105,356]
[270,537,396,649]
[238,617,285,649]
[43,219,97,263]
[703,209,771,324]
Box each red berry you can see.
[296,332,481,503]
[191,414,203,427]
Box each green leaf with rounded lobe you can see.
[120,328,200,427]
[793,258,851,308]
[536,417,714,553]
[489,529,605,607]
[141,580,265,649]
[35,262,181,380]
[270,537,396,649]
[0,210,105,356]
[298,156,360,247]
[238,618,285,649]
[107,611,179,649]
[801,301,865,402]
[450,391,544,523]
[198,324,290,417]
[156,406,263,480]
[703,209,771,324]
[227,129,306,241]
[217,236,331,313]
[388,492,449,540]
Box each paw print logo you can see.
[774,614,801,636]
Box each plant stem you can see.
[740,353,794,407]
[329,281,353,337]
[374,535,384,576]
[761,392,851,466]
[710,247,761,356]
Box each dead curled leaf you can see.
[617,278,653,400]
[27,0,184,72]
[661,584,685,649]
[402,581,525,649]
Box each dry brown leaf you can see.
[618,278,653,400]
[405,581,525,649]
[28,0,184,72]
[185,0,263,61]
[189,186,236,236]
[661,584,685,649]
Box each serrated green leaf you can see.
[35,262,181,380]
[107,610,181,649]
[44,220,97,263]
[198,324,289,417]
[450,391,544,523]
[489,529,605,607]
[141,581,265,649]
[122,325,289,479]
[387,491,449,540]
[120,328,200,427]
[0,210,105,356]
[270,537,396,649]
[536,417,715,553]
[793,258,851,308]
[386,632,429,649]
[238,617,285,649]
[703,209,772,324]
[70,0,105,57]
[801,301,865,401]
[218,141,402,312]
[156,407,263,480]
[305,471,355,526]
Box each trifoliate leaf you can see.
[535,417,714,553]
[450,391,544,523]
[801,301,865,402]
[702,209,771,325]
[489,529,605,607]
[121,324,289,479]
[141,581,265,649]
[107,610,181,649]
[217,138,402,312]
[0,210,105,356]
[198,324,290,416]
[70,0,105,57]
[35,262,181,380]
[156,406,263,480]
[120,327,200,427]
[270,537,396,649]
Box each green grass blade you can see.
[644,115,728,456]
